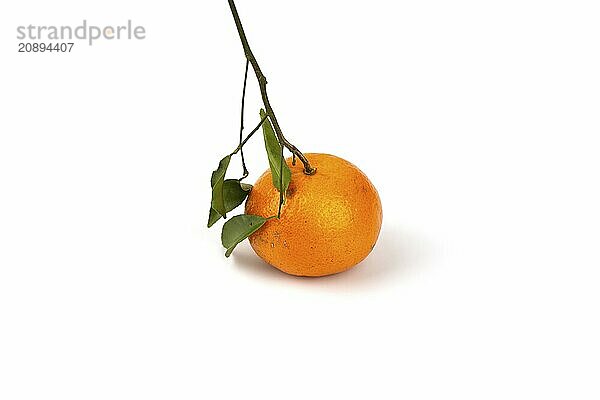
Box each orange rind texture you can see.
[245,153,382,276]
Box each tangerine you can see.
[245,153,382,276]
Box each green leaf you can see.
[208,208,222,228]
[207,180,253,227]
[210,155,231,217]
[221,214,268,257]
[260,109,291,195]
[224,180,252,209]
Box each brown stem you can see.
[227,0,316,175]
[231,115,268,155]
[238,59,250,179]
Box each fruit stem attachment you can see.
[227,0,316,175]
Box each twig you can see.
[227,0,316,175]
[239,59,250,179]
[231,115,268,155]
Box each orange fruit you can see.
[245,153,382,276]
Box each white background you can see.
[1,0,599,398]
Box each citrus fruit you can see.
[245,153,382,276]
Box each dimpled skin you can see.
[245,153,382,277]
